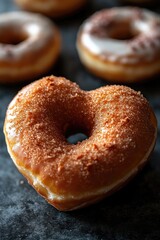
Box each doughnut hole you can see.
[109,22,139,40]
[0,27,28,45]
[66,130,88,145]
[63,102,94,145]
[110,27,137,40]
[63,110,93,145]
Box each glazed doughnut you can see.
[4,76,157,211]
[0,12,61,83]
[77,7,160,83]
[15,0,87,17]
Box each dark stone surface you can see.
[0,1,160,239]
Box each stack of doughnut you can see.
[4,76,157,211]
[77,7,160,83]
[0,12,61,83]
[15,0,87,17]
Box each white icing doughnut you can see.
[77,7,160,82]
[0,12,61,83]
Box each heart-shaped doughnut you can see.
[4,76,157,211]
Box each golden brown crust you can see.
[15,0,87,17]
[77,39,160,83]
[4,76,157,211]
[0,12,61,83]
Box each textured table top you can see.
[0,1,160,240]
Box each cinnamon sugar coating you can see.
[4,76,157,210]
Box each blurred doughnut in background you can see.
[0,11,61,83]
[77,7,160,83]
[15,0,88,17]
